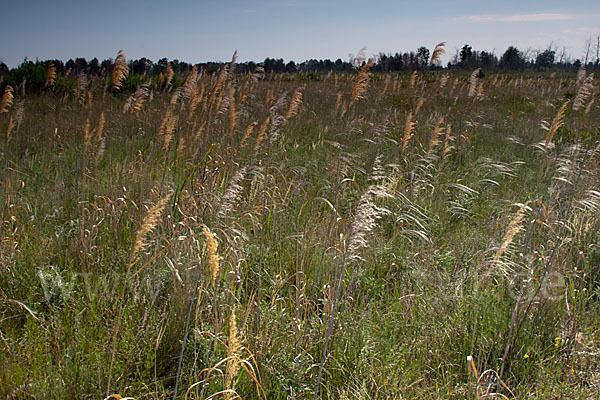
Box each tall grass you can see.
[0,59,599,399]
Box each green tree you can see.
[500,46,524,69]
[535,49,555,69]
[417,46,430,66]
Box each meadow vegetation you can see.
[0,51,599,399]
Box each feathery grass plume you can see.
[1,85,14,113]
[217,166,248,220]
[169,87,181,108]
[192,121,206,143]
[165,62,174,89]
[349,59,373,106]
[124,84,149,115]
[14,100,25,133]
[544,100,569,150]
[188,82,204,121]
[409,71,417,87]
[75,73,88,100]
[228,85,237,136]
[224,309,242,400]
[442,124,454,157]
[427,117,445,155]
[339,100,348,119]
[44,61,56,88]
[264,88,274,108]
[468,68,481,97]
[475,82,484,100]
[203,226,221,288]
[285,86,304,120]
[236,82,249,106]
[82,118,91,154]
[573,73,594,111]
[96,112,105,142]
[5,115,14,143]
[402,112,415,152]
[334,91,342,114]
[382,74,391,96]
[162,112,177,153]
[128,191,172,274]
[111,50,128,90]
[240,121,257,145]
[347,185,392,261]
[429,42,446,65]
[207,65,229,109]
[229,50,238,73]
[181,66,199,101]
[254,116,270,151]
[414,95,424,115]
[20,78,26,97]
[576,66,586,85]
[490,203,530,270]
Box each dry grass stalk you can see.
[475,82,484,100]
[468,69,481,97]
[491,203,529,269]
[127,192,172,274]
[240,121,258,145]
[442,125,454,157]
[14,100,25,133]
[349,59,373,106]
[429,42,446,65]
[402,112,415,152]
[265,89,274,108]
[96,112,105,142]
[427,117,445,155]
[111,50,128,90]
[1,85,14,113]
[544,100,569,150]
[229,85,237,136]
[203,226,221,288]
[6,115,14,143]
[44,61,56,88]
[339,100,348,119]
[165,62,174,89]
[254,117,270,151]
[83,118,91,154]
[409,71,417,87]
[382,75,391,95]
[20,79,26,97]
[334,92,342,114]
[285,86,303,120]
[573,73,594,111]
[414,96,424,115]
[224,309,242,400]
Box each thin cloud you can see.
[466,13,574,23]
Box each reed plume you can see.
[349,59,373,106]
[573,73,594,112]
[468,69,481,97]
[429,42,446,65]
[44,61,56,88]
[254,116,270,151]
[228,85,237,136]
[490,203,529,269]
[203,226,221,288]
[409,71,417,87]
[442,125,454,157]
[427,117,445,155]
[111,50,128,90]
[544,100,569,150]
[240,121,257,145]
[128,192,172,274]
[165,62,174,89]
[224,309,241,400]
[402,112,415,152]
[1,85,14,113]
[285,86,303,120]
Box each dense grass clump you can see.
[1,57,599,399]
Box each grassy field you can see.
[0,63,599,399]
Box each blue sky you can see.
[1,0,599,67]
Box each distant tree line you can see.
[1,43,599,93]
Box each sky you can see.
[1,0,599,68]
